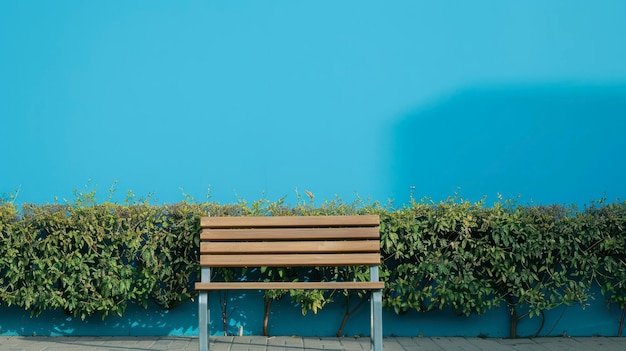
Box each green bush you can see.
[0,190,625,337]
[380,200,500,317]
[380,198,592,337]
[585,201,626,336]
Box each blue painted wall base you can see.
[1,288,623,337]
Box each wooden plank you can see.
[200,215,379,229]
[201,240,379,254]
[200,253,381,267]
[195,281,384,290]
[201,227,379,241]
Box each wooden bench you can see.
[195,215,383,351]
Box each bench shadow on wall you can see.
[390,84,626,205]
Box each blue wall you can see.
[2,0,626,338]
[2,1,626,206]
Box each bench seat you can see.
[195,281,385,290]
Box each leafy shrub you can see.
[586,201,626,335]
[0,189,625,337]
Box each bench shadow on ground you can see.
[389,83,626,205]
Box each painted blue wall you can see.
[2,0,626,338]
[2,1,626,206]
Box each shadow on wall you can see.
[390,84,626,205]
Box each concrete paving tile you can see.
[338,337,367,350]
[496,339,540,345]
[465,338,515,351]
[391,337,420,346]
[540,337,626,351]
[228,336,268,351]
[493,339,550,351]
[150,338,192,351]
[280,336,305,348]
[266,336,307,351]
[210,336,234,351]
[379,337,407,351]
[302,337,326,351]
[430,337,483,351]
[0,338,19,346]
[530,338,581,351]
[318,337,344,351]
[266,337,288,351]
[394,337,444,351]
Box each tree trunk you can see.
[618,306,626,337]
[263,298,273,337]
[336,295,367,337]
[509,307,519,339]
[219,292,228,336]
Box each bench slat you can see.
[200,253,381,267]
[195,281,384,290]
[201,227,379,241]
[200,215,380,228]
[201,240,379,254]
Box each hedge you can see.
[0,190,625,337]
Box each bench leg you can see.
[199,291,209,351]
[370,290,383,351]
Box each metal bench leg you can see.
[371,290,383,351]
[370,266,383,351]
[199,267,211,351]
[199,291,209,351]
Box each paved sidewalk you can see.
[0,336,625,351]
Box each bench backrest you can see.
[199,215,380,268]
